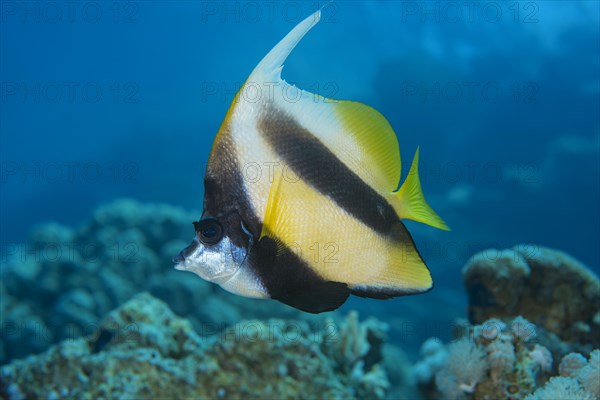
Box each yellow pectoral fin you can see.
[259,168,312,250]
[260,169,287,241]
[391,148,450,231]
[259,170,297,263]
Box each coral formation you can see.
[0,293,400,399]
[414,245,599,400]
[415,316,557,399]
[4,201,599,400]
[462,245,600,350]
[529,349,600,400]
[524,376,594,400]
[434,337,488,398]
[322,311,390,398]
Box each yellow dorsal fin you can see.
[392,148,450,230]
[333,100,402,193]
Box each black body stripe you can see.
[250,237,350,313]
[258,105,398,235]
[204,127,261,248]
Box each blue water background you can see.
[2,1,599,346]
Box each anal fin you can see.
[274,281,350,313]
[349,220,433,298]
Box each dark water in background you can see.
[1,1,599,347]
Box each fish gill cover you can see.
[0,2,599,399]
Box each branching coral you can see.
[322,311,391,399]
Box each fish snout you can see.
[173,239,201,267]
[172,252,185,264]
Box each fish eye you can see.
[193,218,223,245]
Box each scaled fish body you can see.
[174,10,449,313]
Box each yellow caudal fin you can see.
[391,148,450,231]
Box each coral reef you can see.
[462,245,600,350]
[322,311,390,398]
[4,202,598,400]
[0,293,403,399]
[414,316,557,399]
[414,245,599,400]
[526,349,599,399]
[524,376,593,400]
[434,336,489,398]
[0,199,320,364]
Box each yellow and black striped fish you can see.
[174,10,449,313]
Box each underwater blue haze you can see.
[1,1,599,399]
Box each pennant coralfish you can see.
[174,10,449,313]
